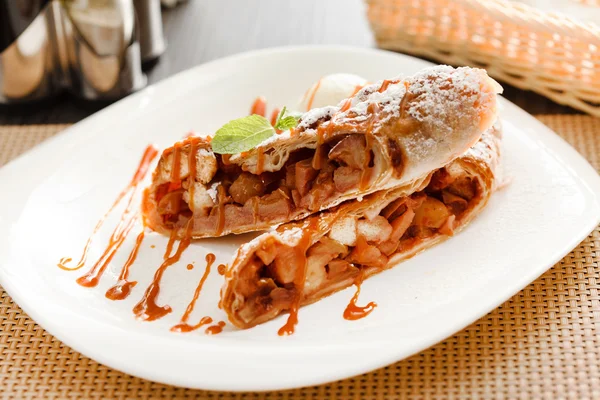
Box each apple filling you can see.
[153,133,381,234]
[229,166,480,324]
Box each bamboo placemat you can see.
[1,116,600,399]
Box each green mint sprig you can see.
[274,107,302,131]
[211,107,301,154]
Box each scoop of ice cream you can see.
[296,73,367,112]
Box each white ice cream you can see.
[296,73,368,112]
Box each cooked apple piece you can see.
[442,190,469,215]
[301,173,336,211]
[326,259,358,278]
[407,225,436,239]
[357,216,393,243]
[448,177,476,200]
[255,242,277,266]
[269,287,296,308]
[196,149,218,184]
[229,172,266,204]
[295,159,318,196]
[257,190,292,220]
[333,166,360,192]
[305,237,348,292]
[427,168,454,191]
[285,164,296,189]
[270,250,298,285]
[381,198,407,220]
[157,190,185,216]
[183,183,215,215]
[347,236,388,268]
[413,197,451,229]
[377,208,416,256]
[328,135,367,169]
[329,216,358,246]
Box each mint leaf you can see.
[274,107,286,126]
[211,115,275,154]
[274,106,301,131]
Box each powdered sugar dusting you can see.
[257,128,293,147]
[333,78,407,126]
[264,66,493,144]
[407,66,486,129]
[230,65,498,177]
[404,137,437,156]
[297,106,338,131]
[465,122,502,163]
[293,75,410,134]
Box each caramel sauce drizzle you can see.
[316,108,337,143]
[268,80,393,332]
[170,253,216,332]
[215,185,226,236]
[249,99,273,175]
[305,78,322,111]
[358,103,381,191]
[217,264,227,276]
[133,220,193,321]
[133,138,202,321]
[76,214,138,287]
[278,220,317,336]
[308,81,382,193]
[351,84,364,97]
[76,145,159,287]
[186,264,194,270]
[378,79,392,93]
[66,79,398,332]
[256,148,265,175]
[170,143,182,190]
[359,133,372,191]
[310,187,321,211]
[250,96,267,117]
[343,268,377,320]
[105,229,145,300]
[164,227,178,260]
[58,146,158,271]
[339,98,352,112]
[173,316,213,333]
[188,139,198,213]
[311,134,324,170]
[205,321,226,335]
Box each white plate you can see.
[1,46,599,392]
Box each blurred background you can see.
[0,0,596,124]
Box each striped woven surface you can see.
[1,116,599,399]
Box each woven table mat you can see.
[1,117,600,399]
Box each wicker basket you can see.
[367,0,600,116]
